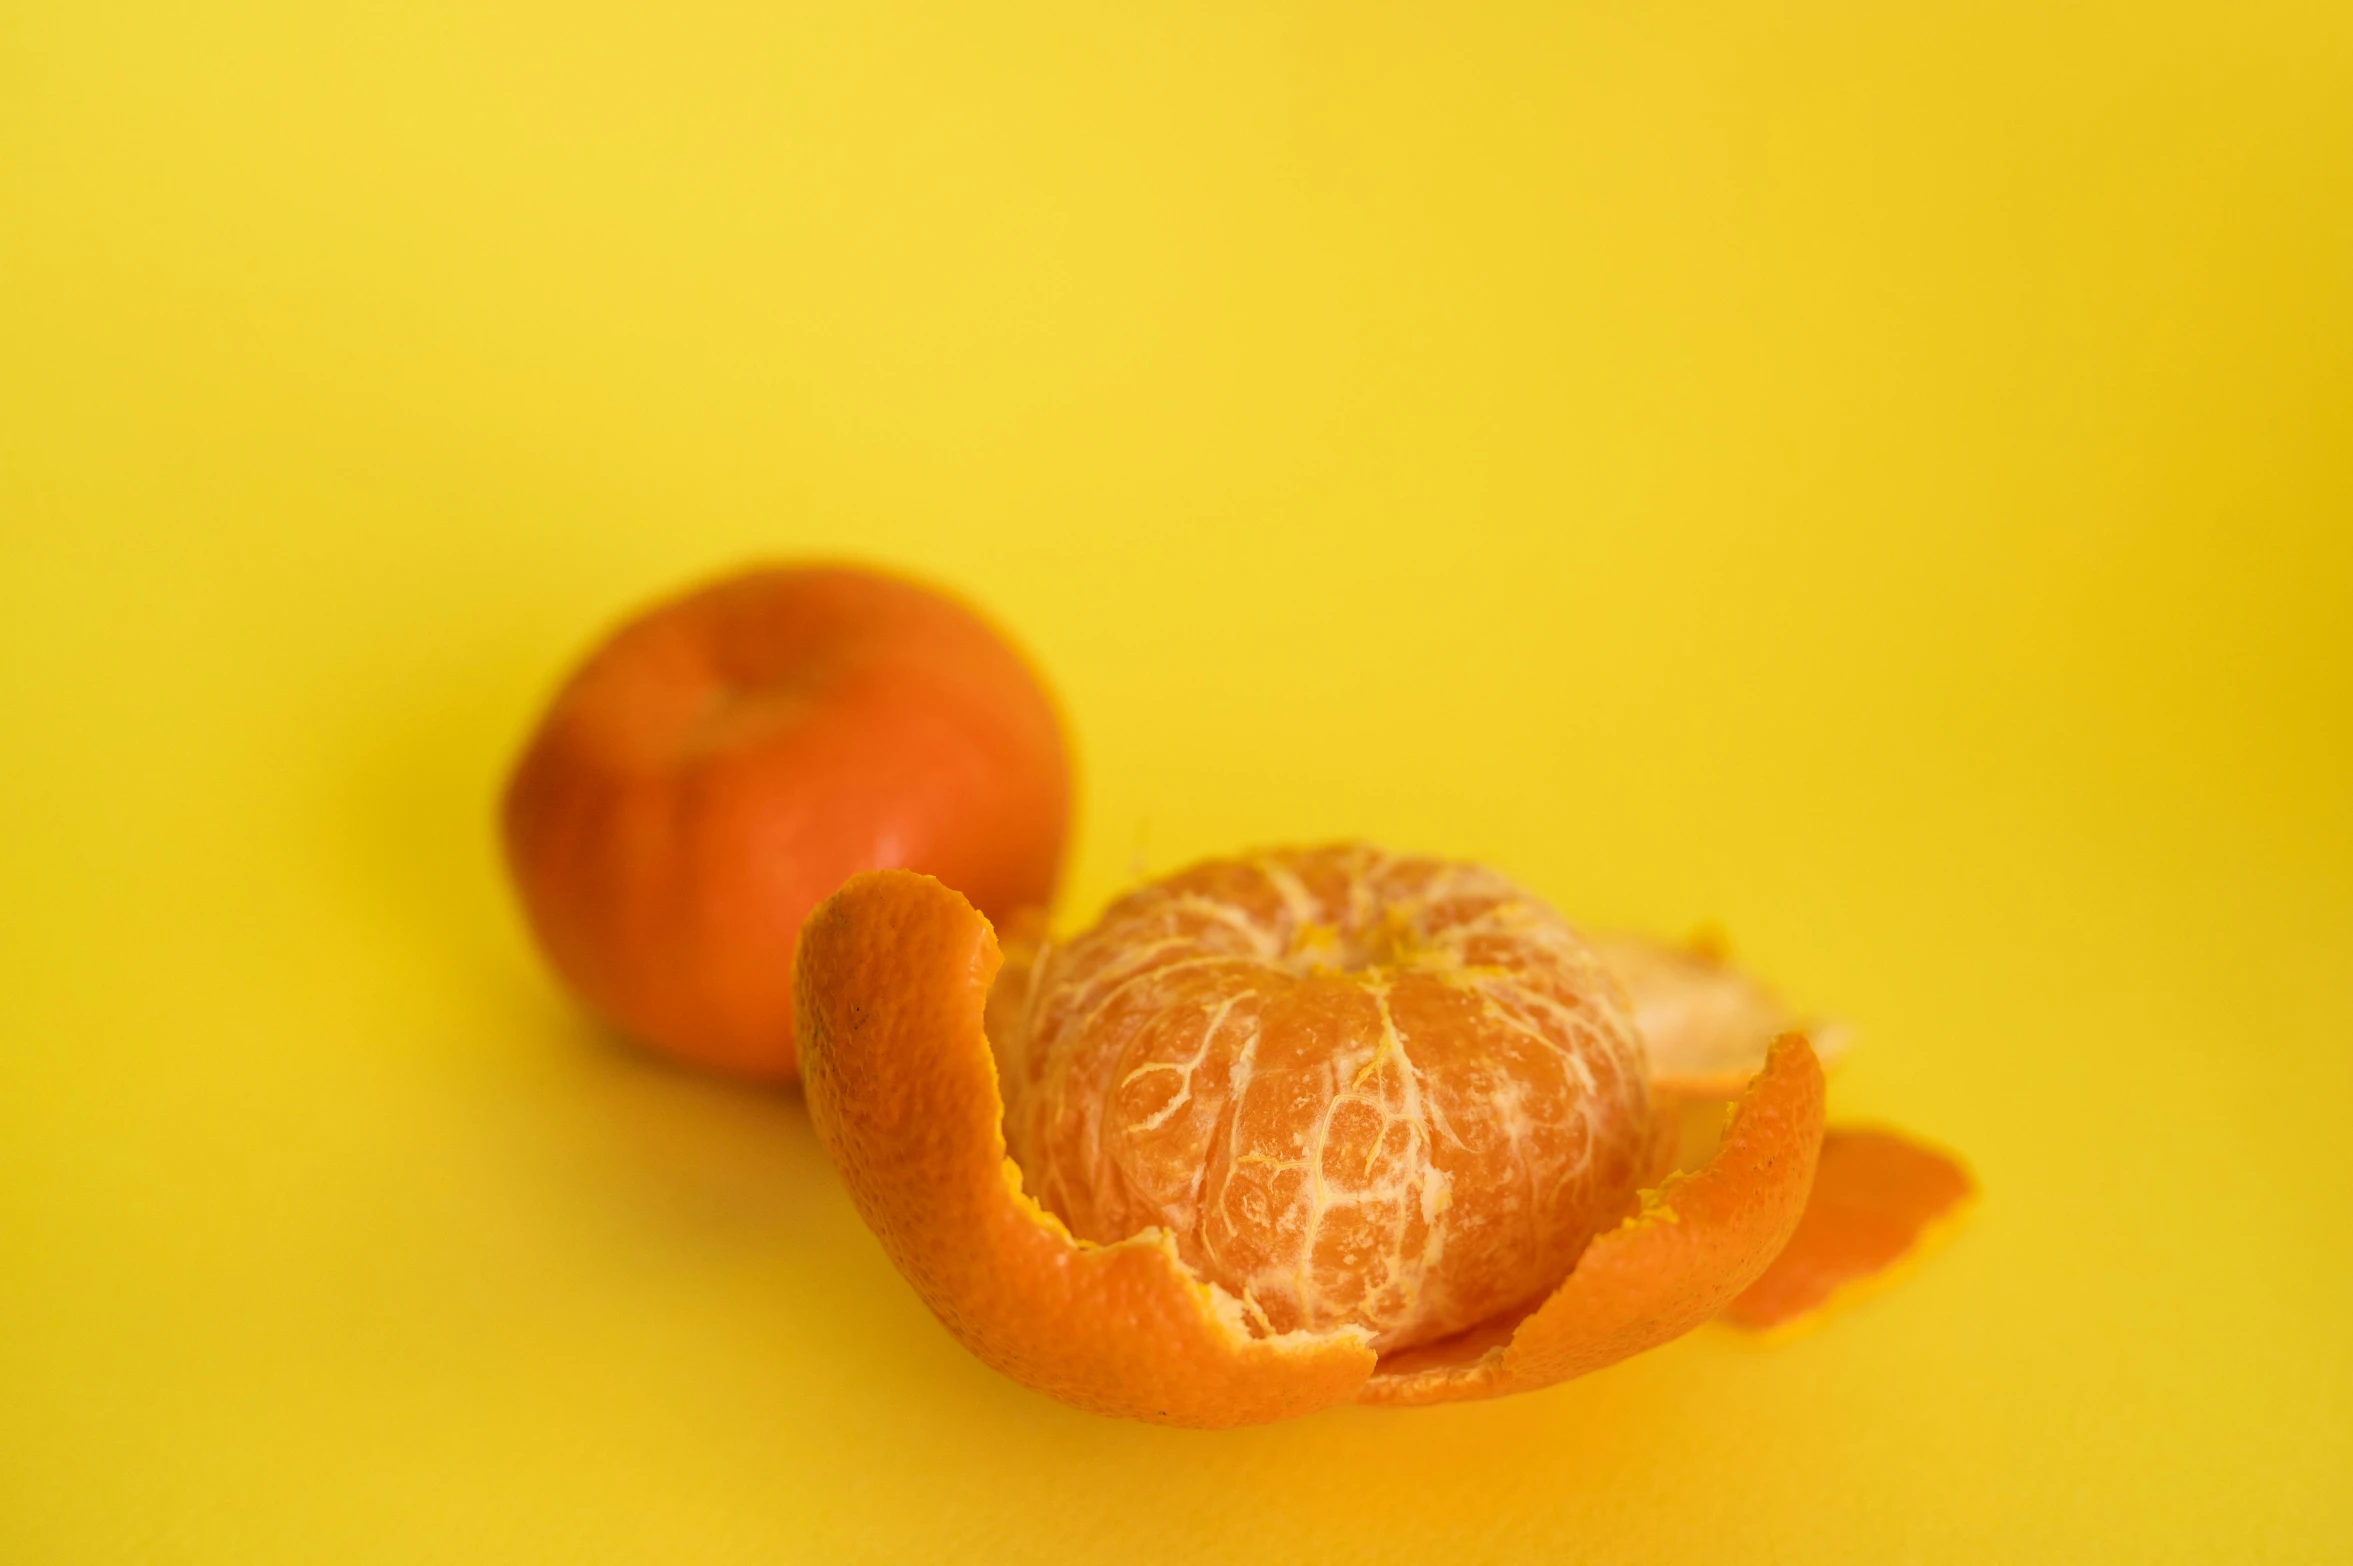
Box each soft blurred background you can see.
[4,3,2348,1560]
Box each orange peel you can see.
[1600,931,1975,1335]
[1721,1124,1976,1332]
[1593,929,1851,1097]
[1359,1035,1823,1405]
[796,859,1837,1426]
[797,869,1376,1427]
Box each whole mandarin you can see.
[502,564,1070,1079]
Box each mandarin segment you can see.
[994,846,1653,1353]
[796,870,1376,1428]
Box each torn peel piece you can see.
[1721,1125,1976,1333]
[1360,1035,1825,1407]
[1595,930,1852,1097]
[795,871,1377,1428]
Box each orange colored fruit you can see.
[796,853,1828,1426]
[503,564,1069,1079]
[998,846,1654,1354]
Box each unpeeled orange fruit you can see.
[503,564,1069,1080]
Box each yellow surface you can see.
[4,2,2348,1559]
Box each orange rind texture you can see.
[1722,1125,1977,1332]
[1359,1036,1824,1405]
[797,868,1838,1425]
[796,871,1377,1428]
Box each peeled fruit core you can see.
[993,845,1653,1354]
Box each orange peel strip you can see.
[1359,1034,1825,1406]
[1720,1125,1976,1333]
[795,870,1378,1428]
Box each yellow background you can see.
[5,2,2348,1559]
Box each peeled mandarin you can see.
[993,846,1653,1353]
[795,851,1974,1425]
[800,855,1825,1410]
